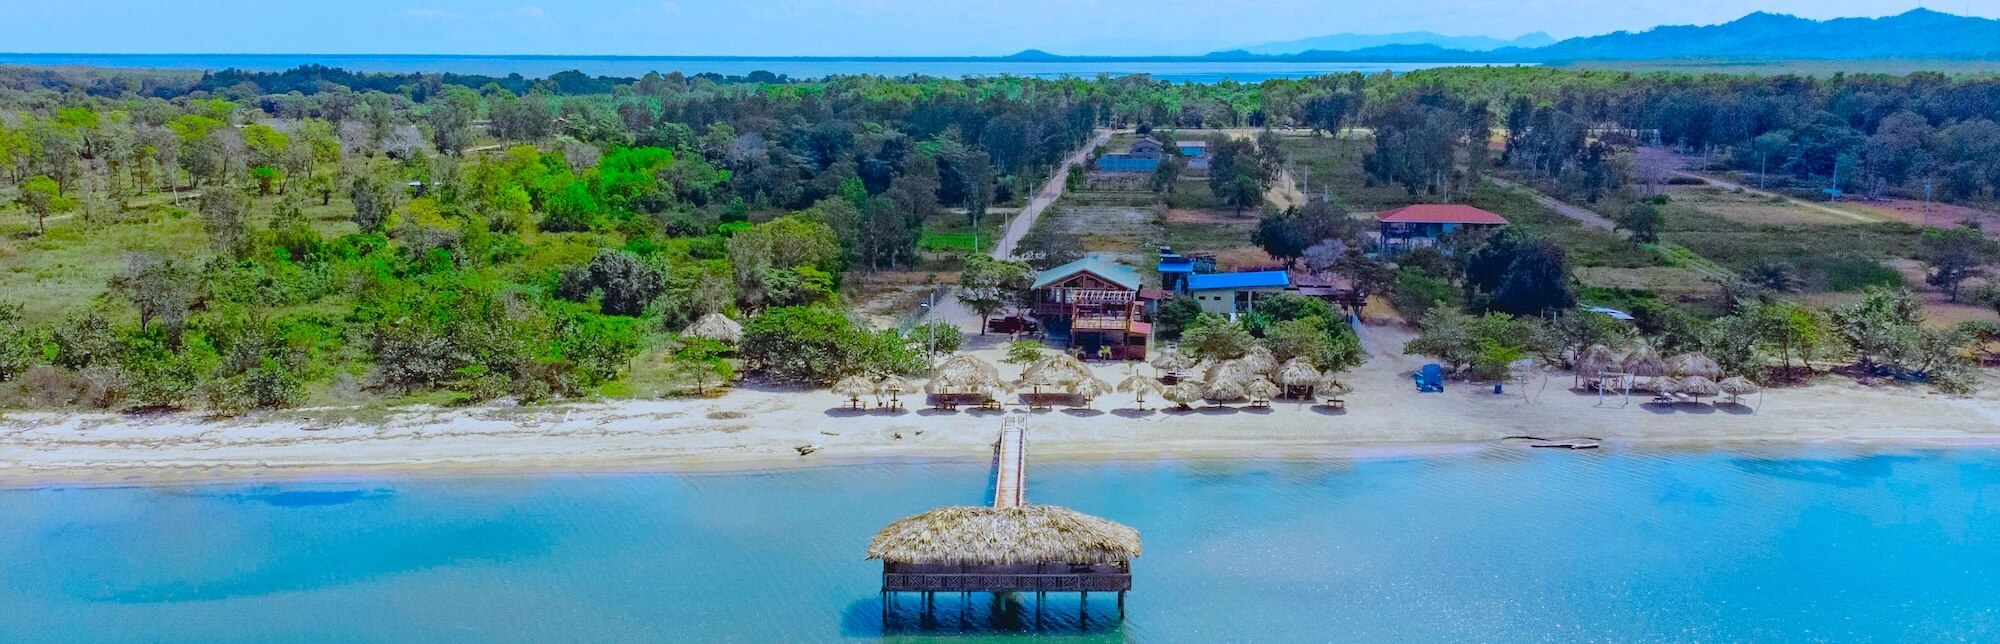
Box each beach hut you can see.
[1621,346,1667,379]
[1575,344,1618,388]
[1665,353,1723,380]
[1718,376,1761,405]
[1150,349,1194,382]
[1116,373,1165,410]
[1161,379,1206,409]
[1277,358,1322,399]
[682,312,743,346]
[1068,375,1114,409]
[869,505,1140,616]
[1204,359,1255,387]
[834,374,877,410]
[1245,378,1281,407]
[927,354,1006,409]
[1240,346,1279,378]
[1205,378,1247,403]
[1316,374,1352,408]
[1679,375,1721,400]
[876,376,916,410]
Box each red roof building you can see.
[1375,205,1509,255]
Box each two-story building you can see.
[1030,256,1152,360]
[1375,204,1509,255]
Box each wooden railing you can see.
[1039,288,1134,305]
[1070,316,1135,332]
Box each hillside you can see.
[1236,31,1552,56]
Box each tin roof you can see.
[1375,204,1509,225]
[1032,255,1143,291]
[1187,270,1291,291]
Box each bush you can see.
[740,306,873,384]
[1390,266,1453,319]
[908,322,964,360]
[1004,340,1046,364]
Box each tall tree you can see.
[1918,222,1998,302]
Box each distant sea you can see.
[0,53,1498,83]
[2,447,1998,641]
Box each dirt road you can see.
[1485,176,1618,231]
[990,129,1111,260]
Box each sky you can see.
[6,0,1997,56]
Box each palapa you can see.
[1575,344,1619,384]
[1205,378,1247,402]
[1150,349,1194,373]
[866,505,1142,566]
[1161,379,1206,409]
[833,374,877,409]
[1240,345,1279,378]
[1067,375,1114,404]
[1277,358,1322,399]
[1245,378,1281,405]
[1678,375,1721,397]
[1621,345,1667,378]
[1116,373,1165,409]
[1664,353,1723,380]
[682,312,743,344]
[1718,376,1761,403]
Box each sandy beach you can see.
[3,324,1997,488]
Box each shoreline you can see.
[5,419,2000,490]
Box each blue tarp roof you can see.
[1032,255,1144,291]
[1158,260,1195,274]
[1187,270,1290,291]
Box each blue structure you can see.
[1186,270,1292,316]
[1414,364,1445,393]
[1096,155,1161,172]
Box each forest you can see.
[0,63,1997,412]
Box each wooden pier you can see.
[993,415,1027,508]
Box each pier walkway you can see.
[993,415,1027,508]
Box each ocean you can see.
[0,54,1494,83]
[1,447,1995,641]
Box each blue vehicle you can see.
[1414,364,1445,393]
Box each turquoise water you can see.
[2,448,1997,641]
[0,54,1476,83]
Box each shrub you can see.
[740,306,870,384]
[1004,340,1046,364]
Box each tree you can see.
[350,175,395,233]
[199,189,252,258]
[956,256,1034,334]
[427,87,481,155]
[1617,201,1664,244]
[1749,301,1828,381]
[558,250,665,316]
[1465,229,1576,316]
[739,306,872,384]
[1404,307,1479,373]
[1154,297,1203,340]
[1744,260,1805,294]
[1254,200,1359,268]
[1181,314,1254,361]
[108,254,200,346]
[669,337,734,395]
[1918,222,1997,302]
[908,321,964,360]
[1207,137,1269,214]
[16,175,74,234]
[727,215,843,310]
[0,301,36,382]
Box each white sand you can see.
[2,326,1996,487]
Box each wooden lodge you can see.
[1030,256,1152,360]
[1375,204,1509,255]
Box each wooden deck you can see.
[993,415,1027,509]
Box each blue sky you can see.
[6,0,1992,56]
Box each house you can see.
[1374,204,1509,255]
[1030,256,1152,360]
[1175,140,1210,171]
[1154,246,1216,293]
[1095,136,1168,173]
[1185,270,1291,316]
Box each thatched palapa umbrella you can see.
[1245,378,1281,406]
[1665,353,1723,380]
[1204,359,1255,388]
[1651,376,1684,395]
[1718,376,1760,404]
[1117,373,1165,409]
[1205,378,1247,403]
[1240,345,1279,379]
[876,376,916,409]
[833,374,877,410]
[1067,375,1114,409]
[1277,358,1322,399]
[682,312,743,345]
[1678,375,1721,399]
[1161,379,1206,409]
[866,505,1142,566]
[1316,373,1352,406]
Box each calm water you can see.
[1,448,1997,642]
[0,54,1485,83]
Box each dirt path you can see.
[990,129,1111,260]
[1486,176,1618,231]
[1637,146,1882,225]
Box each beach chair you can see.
[1414,364,1445,393]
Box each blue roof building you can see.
[1186,270,1291,316]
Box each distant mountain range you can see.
[1235,31,1554,56]
[1200,9,2000,62]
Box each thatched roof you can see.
[1679,375,1721,396]
[1116,373,1164,396]
[683,313,743,344]
[1068,376,1114,400]
[867,505,1142,566]
[1278,358,1322,387]
[1150,349,1194,372]
[834,374,877,398]
[1023,354,1094,388]
[1240,346,1278,377]
[1205,379,1247,402]
[1665,353,1723,380]
[1245,378,1281,401]
[876,376,916,395]
[1621,346,1666,378]
[1651,376,1684,394]
[1161,380,1206,405]
[1718,376,1761,395]
[1316,374,1353,397]
[1576,344,1618,377]
[928,354,1005,395]
[1205,360,1254,387]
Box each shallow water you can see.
[0,54,1482,83]
[1,447,1997,642]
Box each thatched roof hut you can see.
[867,505,1142,566]
[1718,376,1760,396]
[1161,380,1205,408]
[1068,375,1114,402]
[834,374,877,408]
[683,313,743,345]
[1245,378,1281,402]
[1679,375,1721,397]
[928,354,1004,396]
[1116,373,1164,408]
[1023,354,1094,388]
[1240,346,1278,377]
[1204,359,1254,387]
[1621,346,1666,378]
[1665,353,1723,380]
[1651,376,1684,395]
[1316,374,1353,397]
[1205,379,1247,402]
[1576,344,1618,381]
[1150,349,1194,373]
[1278,358,1322,388]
